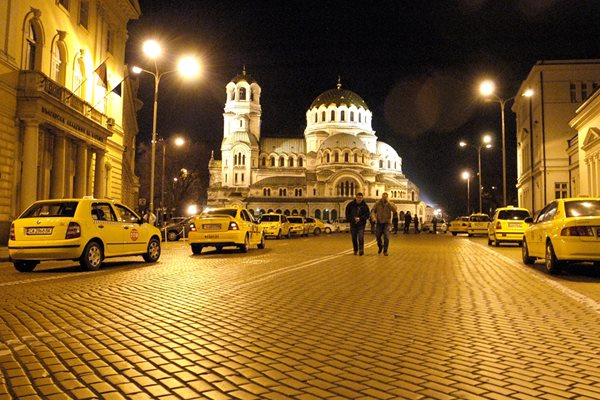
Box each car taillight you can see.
[65,222,81,239]
[496,221,502,229]
[228,222,239,230]
[190,223,197,231]
[561,226,594,236]
[9,223,15,241]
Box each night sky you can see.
[126,0,600,216]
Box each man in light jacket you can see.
[370,192,397,256]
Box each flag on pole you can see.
[94,61,108,88]
[111,81,122,97]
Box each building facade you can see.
[513,60,600,213]
[207,71,426,221]
[0,0,141,243]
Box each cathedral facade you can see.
[207,70,426,222]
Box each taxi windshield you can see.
[202,209,237,218]
[565,200,600,217]
[21,202,78,218]
[260,215,280,222]
[287,217,303,223]
[497,210,530,220]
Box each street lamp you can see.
[132,39,200,215]
[160,136,186,224]
[461,171,471,215]
[479,80,515,207]
[460,134,492,213]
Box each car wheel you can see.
[287,230,291,239]
[494,237,500,247]
[167,230,179,241]
[257,233,266,249]
[277,230,282,240]
[452,232,457,236]
[518,241,523,247]
[467,233,473,237]
[522,239,535,265]
[13,260,39,272]
[80,241,103,271]
[545,242,562,275]
[324,227,331,234]
[239,235,249,253]
[215,246,223,252]
[191,244,203,255]
[487,237,492,246]
[313,227,321,236]
[143,237,161,263]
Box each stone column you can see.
[93,149,106,198]
[74,142,88,197]
[20,120,39,211]
[50,133,67,198]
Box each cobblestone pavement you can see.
[1,234,600,399]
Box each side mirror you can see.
[524,217,534,224]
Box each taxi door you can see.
[241,209,259,244]
[114,203,148,254]
[91,202,124,255]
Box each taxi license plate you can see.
[26,227,53,235]
[203,224,221,230]
[508,223,522,228]
[204,234,219,239]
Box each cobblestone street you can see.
[1,234,600,399]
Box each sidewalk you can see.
[0,246,7,262]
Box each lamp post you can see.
[479,80,516,207]
[160,136,185,224]
[132,40,200,215]
[462,171,471,215]
[460,134,492,213]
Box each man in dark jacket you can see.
[345,192,370,255]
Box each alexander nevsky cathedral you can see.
[207,69,426,222]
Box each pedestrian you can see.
[431,216,437,234]
[143,209,157,226]
[345,192,370,256]
[392,211,399,234]
[371,192,397,256]
[413,214,419,233]
[403,211,412,234]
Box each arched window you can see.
[326,153,330,163]
[289,158,294,167]
[73,56,85,98]
[344,153,349,162]
[261,157,266,166]
[359,113,362,123]
[331,210,338,221]
[242,154,246,165]
[239,87,246,100]
[300,209,307,216]
[314,113,317,123]
[234,154,238,165]
[350,111,354,121]
[299,157,304,167]
[323,209,330,221]
[270,156,276,166]
[337,180,357,197]
[379,160,383,168]
[334,152,339,162]
[263,188,268,196]
[341,111,345,121]
[315,209,321,219]
[388,160,391,169]
[25,20,42,71]
[51,40,67,85]
[322,111,326,121]
[354,153,358,163]
[362,155,365,163]
[330,110,335,121]
[279,157,285,167]
[285,209,291,216]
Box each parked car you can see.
[421,218,447,233]
[522,197,600,274]
[188,206,265,254]
[259,213,291,239]
[287,216,310,236]
[333,217,350,233]
[448,216,469,236]
[487,206,531,247]
[9,197,162,271]
[467,213,490,236]
[161,216,194,241]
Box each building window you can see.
[242,154,246,165]
[555,182,567,199]
[51,42,63,83]
[379,160,383,168]
[58,0,70,10]
[350,111,354,121]
[270,157,275,166]
[299,157,304,167]
[314,113,317,123]
[354,154,357,163]
[279,157,285,167]
[570,83,577,102]
[289,158,294,167]
[326,153,330,163]
[79,0,89,29]
[362,155,365,163]
[261,157,266,166]
[313,188,316,196]
[241,173,244,182]
[106,29,114,54]
[234,173,238,183]
[239,87,246,100]
[582,83,588,101]
[279,188,287,196]
[359,113,362,123]
[341,111,345,121]
[334,152,339,162]
[337,180,356,197]
[315,209,321,219]
[25,22,39,71]
[330,110,335,121]
[344,153,349,162]
[322,111,325,121]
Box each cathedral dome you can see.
[230,66,257,84]
[319,133,367,151]
[309,84,369,110]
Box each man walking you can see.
[371,192,397,256]
[345,192,370,256]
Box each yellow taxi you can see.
[9,198,161,272]
[259,213,291,239]
[287,216,310,236]
[522,197,600,274]
[467,213,490,237]
[487,206,531,247]
[448,216,469,236]
[304,217,327,235]
[188,205,265,254]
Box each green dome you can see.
[309,87,369,110]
